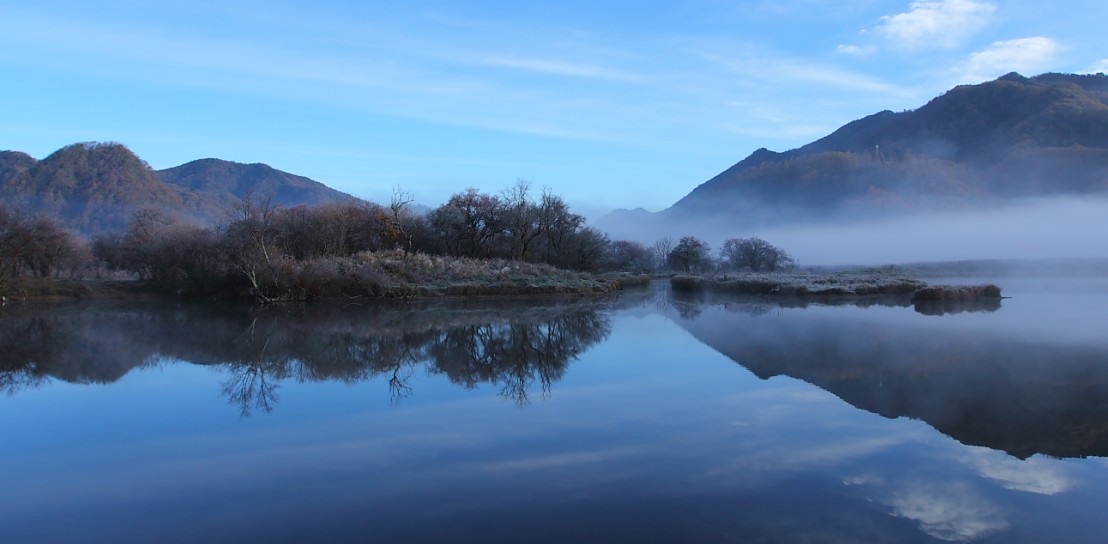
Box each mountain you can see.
[1,142,190,234]
[159,158,355,217]
[0,142,356,234]
[599,72,1108,239]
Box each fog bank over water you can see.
[724,196,1108,266]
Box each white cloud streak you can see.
[481,56,646,82]
[878,0,997,50]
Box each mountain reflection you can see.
[0,299,611,413]
[669,295,1108,460]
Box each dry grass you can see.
[672,272,927,297]
[273,250,622,299]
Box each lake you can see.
[2,278,1108,543]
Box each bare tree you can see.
[428,188,505,258]
[719,237,796,272]
[222,192,281,301]
[389,185,416,253]
[667,236,712,273]
[653,237,674,270]
[605,240,654,272]
[0,207,84,287]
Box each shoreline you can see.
[1,269,1004,307]
[0,272,653,305]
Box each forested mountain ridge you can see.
[600,72,1108,236]
[159,158,355,218]
[0,143,190,234]
[0,142,355,234]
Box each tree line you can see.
[0,206,86,293]
[1,181,797,300]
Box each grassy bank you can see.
[2,251,651,304]
[320,250,641,299]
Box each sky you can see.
[1,0,1105,217]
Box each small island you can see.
[671,271,1002,300]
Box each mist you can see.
[597,195,1108,267]
[762,196,1108,266]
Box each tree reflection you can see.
[216,321,285,418]
[221,364,280,416]
[0,317,59,395]
[0,299,611,413]
[0,306,159,395]
[429,310,609,404]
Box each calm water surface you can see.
[2,280,1108,543]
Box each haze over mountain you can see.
[0,142,356,234]
[598,72,1108,247]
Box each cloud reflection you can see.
[886,480,1009,541]
[960,446,1074,495]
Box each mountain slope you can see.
[158,158,354,214]
[1,142,190,233]
[673,72,1108,217]
[599,72,1108,238]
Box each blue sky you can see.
[1,0,1104,216]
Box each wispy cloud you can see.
[954,36,1063,83]
[1088,59,1108,74]
[877,0,998,50]
[481,56,646,82]
[0,9,637,143]
[692,45,907,96]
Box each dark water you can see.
[3,280,1108,543]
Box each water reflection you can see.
[912,298,1003,316]
[669,294,1108,459]
[0,299,611,413]
[5,287,1108,543]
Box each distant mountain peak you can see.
[997,71,1029,82]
